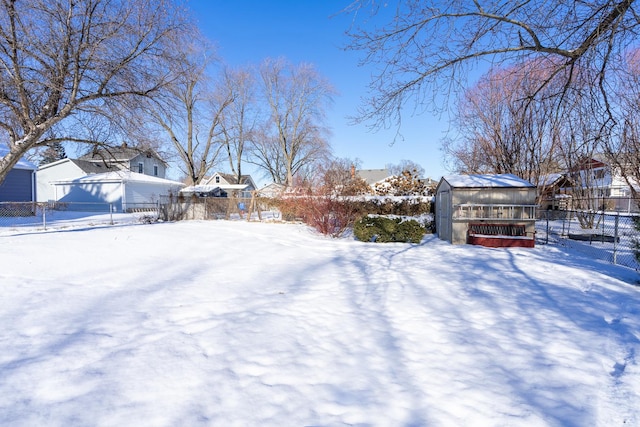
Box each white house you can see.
[257,182,286,198]
[37,145,169,203]
[51,171,184,212]
[195,172,257,198]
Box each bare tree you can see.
[386,159,425,178]
[141,40,236,185]
[604,49,640,202]
[345,1,639,129]
[315,157,371,196]
[0,0,191,184]
[219,66,260,184]
[443,61,563,187]
[252,58,334,186]
[555,80,611,228]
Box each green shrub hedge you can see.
[353,215,427,243]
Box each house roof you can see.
[203,172,255,186]
[38,157,114,173]
[442,174,535,189]
[357,169,390,185]
[535,173,574,188]
[257,182,286,195]
[0,145,36,170]
[79,145,167,165]
[52,171,184,186]
[181,184,247,193]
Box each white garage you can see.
[52,171,184,212]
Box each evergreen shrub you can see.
[353,215,426,243]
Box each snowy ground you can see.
[1,215,639,426]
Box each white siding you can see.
[36,160,86,202]
[123,182,178,210]
[54,181,123,211]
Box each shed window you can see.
[138,162,144,174]
[153,165,158,176]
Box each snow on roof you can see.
[443,174,534,188]
[181,185,221,193]
[53,171,185,186]
[37,157,114,174]
[537,173,564,187]
[79,145,167,165]
[0,145,37,170]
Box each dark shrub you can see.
[353,215,426,243]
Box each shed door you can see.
[437,190,451,242]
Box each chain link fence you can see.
[5,197,640,271]
[536,209,640,270]
[0,201,160,230]
[158,195,280,221]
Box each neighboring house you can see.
[51,171,184,212]
[542,157,640,212]
[196,172,257,198]
[537,173,573,211]
[0,146,36,202]
[79,144,167,178]
[257,182,286,198]
[435,174,537,247]
[567,156,639,197]
[355,168,391,186]
[421,177,439,196]
[36,144,169,202]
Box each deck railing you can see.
[453,204,537,220]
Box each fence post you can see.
[546,214,549,245]
[613,213,619,265]
[43,204,47,231]
[110,204,114,225]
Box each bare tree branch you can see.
[0,0,191,184]
[345,0,639,130]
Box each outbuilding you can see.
[51,171,184,212]
[0,146,36,202]
[435,174,537,247]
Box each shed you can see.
[435,174,537,247]
[52,171,184,212]
[0,146,36,202]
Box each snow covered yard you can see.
[1,219,639,426]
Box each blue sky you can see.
[187,0,452,182]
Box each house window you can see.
[138,162,144,174]
[153,165,158,176]
[215,176,220,183]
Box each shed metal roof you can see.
[442,174,535,188]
